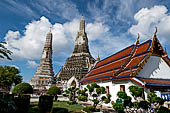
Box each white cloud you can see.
[27,60,38,68]
[4,16,134,63]
[129,5,170,43]
[5,16,52,60]
[86,22,109,41]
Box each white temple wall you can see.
[137,56,170,79]
[81,80,138,106]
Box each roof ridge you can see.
[113,42,137,77]
[97,44,135,63]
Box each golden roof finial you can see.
[97,52,100,61]
[137,33,140,41]
[135,33,140,45]
[154,27,157,36]
[165,47,167,54]
[153,27,158,41]
[81,15,84,20]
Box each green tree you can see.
[113,103,125,113]
[47,86,61,95]
[47,86,61,101]
[117,91,133,108]
[12,82,33,95]
[128,85,142,99]
[147,91,164,112]
[0,66,22,89]
[117,91,127,99]
[64,87,79,102]
[0,41,12,60]
[157,106,170,113]
[138,101,150,110]
[86,83,109,110]
[78,88,88,101]
[147,92,157,103]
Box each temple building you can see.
[81,28,170,103]
[30,30,54,92]
[56,16,95,90]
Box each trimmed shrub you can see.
[12,82,33,95]
[138,101,150,110]
[128,85,142,98]
[67,100,77,105]
[147,92,157,103]
[153,97,164,105]
[132,102,139,108]
[104,98,110,104]
[123,96,132,107]
[113,103,125,113]
[157,106,170,113]
[0,93,16,113]
[14,95,30,113]
[78,96,87,101]
[117,91,127,99]
[83,106,100,113]
[38,95,53,113]
[46,86,61,96]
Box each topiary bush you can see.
[78,96,87,101]
[153,97,164,105]
[83,105,100,113]
[14,95,30,113]
[0,93,16,113]
[157,106,170,113]
[123,96,133,108]
[138,100,150,110]
[12,82,33,95]
[67,100,77,105]
[112,103,125,113]
[47,86,61,101]
[38,95,53,113]
[128,85,142,99]
[47,86,61,96]
[104,98,110,104]
[117,91,127,99]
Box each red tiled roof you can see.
[81,39,153,84]
[131,77,170,88]
[138,77,170,85]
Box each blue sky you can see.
[1,0,170,82]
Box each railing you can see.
[161,93,170,101]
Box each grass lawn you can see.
[53,101,84,113]
[29,101,84,113]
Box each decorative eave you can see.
[114,34,140,77]
[151,27,165,56]
[151,27,170,66]
[130,35,153,77]
[130,27,170,77]
[133,77,170,89]
[131,52,151,77]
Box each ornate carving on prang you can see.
[30,30,54,89]
[56,16,95,82]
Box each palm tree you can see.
[0,41,12,60]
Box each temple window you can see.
[120,85,125,92]
[106,86,110,94]
[141,88,145,100]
